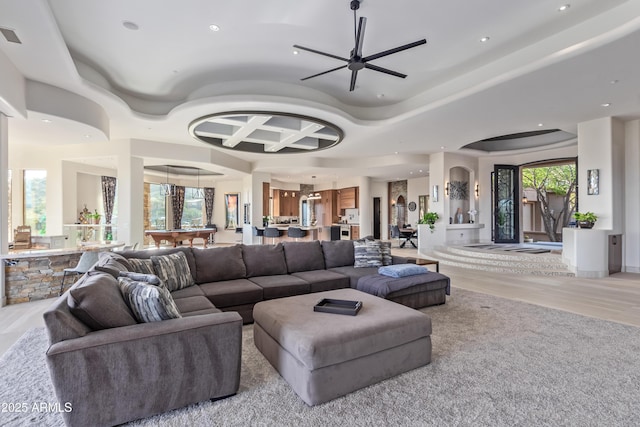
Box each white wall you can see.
[577,117,615,230]
[407,176,429,227]
[77,173,103,220]
[624,119,640,272]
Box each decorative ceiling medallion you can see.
[189,112,343,154]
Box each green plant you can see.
[419,212,440,233]
[573,211,597,223]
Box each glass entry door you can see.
[493,165,519,243]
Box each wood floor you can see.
[2,246,639,356]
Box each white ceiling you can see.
[1,0,640,184]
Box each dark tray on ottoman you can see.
[314,298,362,316]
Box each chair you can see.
[13,225,32,249]
[59,250,100,295]
[399,228,417,249]
[263,227,283,245]
[287,227,307,241]
[390,225,401,247]
[252,226,264,244]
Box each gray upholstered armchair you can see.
[43,277,243,427]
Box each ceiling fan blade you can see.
[301,65,348,81]
[354,17,367,57]
[364,63,407,79]
[362,39,427,62]
[349,69,359,91]
[293,44,349,62]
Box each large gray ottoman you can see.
[253,288,432,406]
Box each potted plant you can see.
[573,211,597,229]
[523,235,534,243]
[419,212,440,233]
[89,210,102,225]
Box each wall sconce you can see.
[445,182,450,196]
[475,184,479,197]
[522,195,528,204]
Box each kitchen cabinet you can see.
[315,190,338,226]
[337,187,358,211]
[274,190,299,216]
[350,225,360,240]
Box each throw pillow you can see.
[354,240,383,268]
[378,264,429,278]
[379,241,393,266]
[127,258,156,275]
[68,271,137,330]
[93,251,132,278]
[118,277,182,323]
[118,271,164,288]
[150,251,195,291]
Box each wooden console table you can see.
[145,229,216,248]
[415,257,440,272]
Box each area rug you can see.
[2,289,640,426]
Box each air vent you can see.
[0,27,22,44]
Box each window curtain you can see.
[171,185,185,229]
[101,176,117,239]
[204,187,215,227]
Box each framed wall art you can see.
[225,193,240,229]
[587,169,599,195]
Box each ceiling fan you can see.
[294,0,426,91]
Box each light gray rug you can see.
[2,288,640,426]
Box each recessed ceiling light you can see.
[610,79,619,84]
[376,93,385,98]
[84,134,91,138]
[440,146,445,150]
[419,170,423,173]
[410,171,414,175]
[293,50,299,55]
[538,123,544,127]
[42,119,52,123]
[601,103,612,107]
[209,24,220,32]
[558,4,570,12]
[394,151,399,154]
[122,21,139,31]
[480,36,490,43]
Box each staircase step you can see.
[429,245,574,277]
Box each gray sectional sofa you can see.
[43,239,449,426]
[117,239,450,323]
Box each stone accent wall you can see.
[389,180,408,227]
[4,253,82,304]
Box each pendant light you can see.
[160,165,175,197]
[191,168,205,200]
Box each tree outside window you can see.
[23,170,47,235]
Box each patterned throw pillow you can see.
[127,258,156,275]
[353,240,383,268]
[93,252,132,278]
[379,241,393,266]
[118,271,164,288]
[150,251,195,292]
[118,277,182,323]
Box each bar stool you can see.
[263,227,282,245]
[287,227,307,241]
[235,227,243,243]
[59,250,100,295]
[252,226,264,244]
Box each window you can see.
[23,170,47,235]
[182,187,204,228]
[148,183,166,230]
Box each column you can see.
[1,114,8,305]
[358,176,372,237]
[624,119,640,272]
[117,146,145,246]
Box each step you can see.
[430,246,575,277]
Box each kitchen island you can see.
[259,225,322,242]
